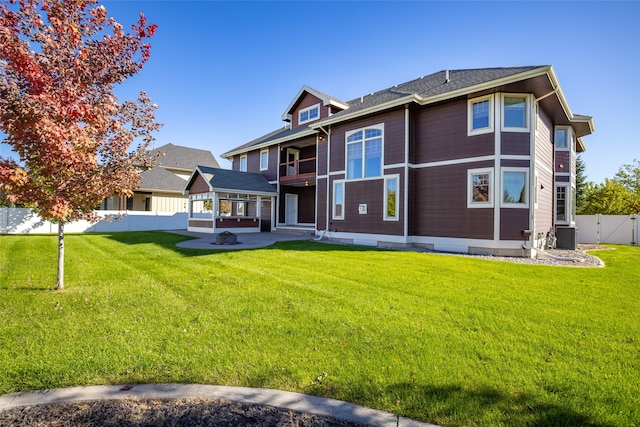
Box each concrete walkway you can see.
[0,384,438,427]
[169,230,315,250]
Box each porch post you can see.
[257,196,262,231]
[212,191,217,234]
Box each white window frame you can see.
[298,103,320,125]
[259,148,269,171]
[501,94,531,132]
[555,184,569,224]
[239,154,247,172]
[384,175,399,221]
[467,168,494,208]
[332,180,344,220]
[236,201,245,217]
[467,94,494,136]
[500,167,529,208]
[554,126,574,152]
[345,123,384,180]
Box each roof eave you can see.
[221,128,318,159]
[312,66,554,127]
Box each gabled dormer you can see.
[281,86,349,129]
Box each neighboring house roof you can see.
[138,166,188,193]
[221,66,594,159]
[153,143,220,171]
[136,143,220,194]
[185,166,278,196]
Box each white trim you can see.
[500,167,529,208]
[298,103,320,125]
[467,168,494,208]
[501,93,531,133]
[281,85,349,121]
[410,155,496,170]
[345,123,384,180]
[332,180,345,220]
[468,94,494,136]
[384,175,400,221]
[239,154,247,172]
[494,97,501,241]
[555,183,570,225]
[404,106,409,239]
[259,148,269,171]
[329,170,346,176]
[384,162,406,170]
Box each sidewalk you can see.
[0,384,438,427]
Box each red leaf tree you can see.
[0,0,161,289]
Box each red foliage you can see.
[0,0,161,222]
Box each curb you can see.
[0,384,439,427]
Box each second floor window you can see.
[346,126,383,179]
[260,149,269,170]
[239,154,247,172]
[299,104,319,125]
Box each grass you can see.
[0,231,638,426]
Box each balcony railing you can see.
[279,157,316,183]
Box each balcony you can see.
[279,157,316,185]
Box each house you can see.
[185,66,594,256]
[101,143,220,212]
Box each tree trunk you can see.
[56,221,64,290]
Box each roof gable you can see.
[184,166,277,196]
[281,85,348,121]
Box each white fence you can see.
[0,208,187,234]
[575,214,639,245]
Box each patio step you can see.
[274,227,316,237]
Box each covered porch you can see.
[187,191,276,234]
[183,166,278,234]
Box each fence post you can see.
[1,207,6,234]
[632,214,637,246]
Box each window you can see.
[555,128,567,148]
[384,176,399,220]
[236,201,245,217]
[239,154,247,172]
[467,168,493,208]
[556,185,567,221]
[467,95,494,135]
[333,181,344,219]
[501,168,528,207]
[502,95,529,131]
[346,125,383,179]
[260,148,269,171]
[299,104,320,125]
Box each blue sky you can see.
[2,1,639,184]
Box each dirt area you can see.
[0,397,369,427]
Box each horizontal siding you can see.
[535,109,554,235]
[317,178,327,230]
[413,99,494,164]
[317,138,328,176]
[333,179,403,236]
[188,174,210,194]
[292,93,329,128]
[412,163,494,239]
[555,151,570,173]
[500,209,529,240]
[501,132,530,155]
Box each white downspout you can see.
[325,127,331,233]
[404,106,409,242]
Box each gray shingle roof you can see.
[153,143,220,170]
[331,66,544,119]
[224,66,546,156]
[138,166,187,193]
[196,166,277,195]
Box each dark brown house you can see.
[185,66,594,256]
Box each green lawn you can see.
[0,232,638,426]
